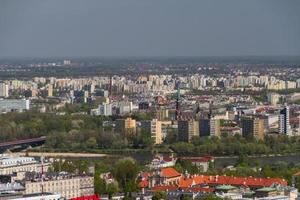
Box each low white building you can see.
[0,99,30,113]
[149,154,177,169]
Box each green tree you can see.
[112,158,139,193]
[106,182,119,198]
[152,191,167,200]
[201,194,223,200]
[86,137,98,149]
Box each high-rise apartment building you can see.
[178,119,199,142]
[241,117,265,140]
[0,83,9,97]
[199,118,221,137]
[0,99,30,113]
[141,119,162,144]
[115,117,136,137]
[47,84,53,97]
[279,106,291,135]
[267,92,280,105]
[156,109,169,121]
[210,118,221,137]
[99,103,112,116]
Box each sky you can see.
[0,0,300,58]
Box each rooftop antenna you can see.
[175,80,181,120]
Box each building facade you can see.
[241,117,265,140]
[178,120,199,142]
[24,175,94,200]
[141,119,162,144]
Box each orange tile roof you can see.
[179,175,287,188]
[151,185,178,191]
[138,167,287,190]
[139,180,149,188]
[293,171,300,177]
[161,167,181,178]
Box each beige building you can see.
[0,83,9,97]
[253,118,265,140]
[25,175,94,199]
[141,119,162,144]
[47,84,53,97]
[210,118,221,137]
[156,109,169,120]
[115,117,136,137]
[267,92,280,105]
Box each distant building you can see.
[24,172,94,199]
[156,109,169,121]
[210,118,221,137]
[0,154,51,175]
[24,89,38,98]
[47,84,53,97]
[138,102,149,110]
[118,101,133,115]
[148,167,181,188]
[199,118,220,137]
[115,118,136,137]
[0,182,25,199]
[279,106,291,135]
[0,99,30,113]
[179,156,214,172]
[141,119,163,144]
[199,119,210,137]
[241,117,265,140]
[178,119,199,142]
[98,103,112,116]
[63,59,71,65]
[149,154,177,169]
[0,83,9,98]
[267,93,280,105]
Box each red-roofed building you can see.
[71,195,100,200]
[139,167,288,195]
[148,167,182,187]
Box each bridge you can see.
[0,136,46,153]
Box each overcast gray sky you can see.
[0,0,300,58]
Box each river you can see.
[63,152,300,167]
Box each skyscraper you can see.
[278,106,291,135]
